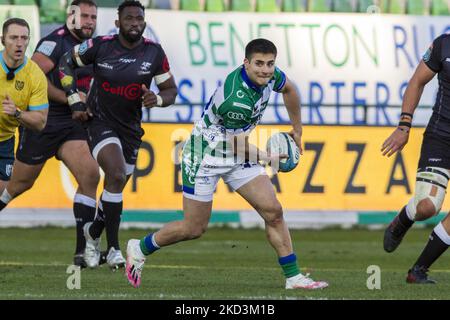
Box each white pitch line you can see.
[1,261,449,273]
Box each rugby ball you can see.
[266,132,300,172]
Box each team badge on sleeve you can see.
[423,44,433,62]
[79,39,93,55]
[37,41,57,56]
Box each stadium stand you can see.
[180,0,203,10]
[407,0,428,14]
[431,0,449,14]
[388,0,406,13]
[256,0,280,11]
[230,0,255,11]
[281,0,307,11]
[205,0,226,11]
[1,0,448,17]
[308,0,332,11]
[333,0,354,12]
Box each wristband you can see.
[156,95,163,107]
[69,102,87,112]
[398,121,412,128]
[400,112,413,119]
[67,93,81,106]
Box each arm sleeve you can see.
[273,67,287,93]
[28,67,49,111]
[155,45,171,75]
[423,35,444,73]
[34,35,62,66]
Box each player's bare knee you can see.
[106,169,127,190]
[262,202,284,226]
[80,167,100,190]
[183,224,206,240]
[415,198,437,221]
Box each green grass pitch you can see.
[0,227,449,300]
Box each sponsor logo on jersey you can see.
[236,90,245,99]
[98,62,114,70]
[140,62,152,71]
[102,81,141,100]
[37,41,57,57]
[119,58,137,64]
[15,80,24,91]
[227,111,245,120]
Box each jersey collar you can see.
[0,51,28,76]
[240,65,263,94]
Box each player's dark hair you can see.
[245,38,277,61]
[118,0,145,16]
[70,0,98,8]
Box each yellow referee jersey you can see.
[0,53,48,142]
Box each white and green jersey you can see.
[188,65,286,164]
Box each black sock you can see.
[73,197,96,255]
[102,192,123,251]
[0,200,7,211]
[413,228,449,269]
[398,206,414,229]
[0,189,13,211]
[89,200,105,239]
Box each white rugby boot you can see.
[83,222,101,268]
[106,247,126,270]
[286,273,329,290]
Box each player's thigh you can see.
[87,121,127,177]
[8,159,45,194]
[97,143,127,178]
[183,196,213,230]
[234,173,282,221]
[58,139,99,182]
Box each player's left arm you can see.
[279,76,303,154]
[142,48,177,108]
[141,75,177,108]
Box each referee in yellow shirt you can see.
[0,18,48,192]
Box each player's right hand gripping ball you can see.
[266,132,300,172]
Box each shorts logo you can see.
[15,80,24,91]
[102,82,141,100]
[5,164,12,177]
[227,111,245,120]
[429,158,442,162]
